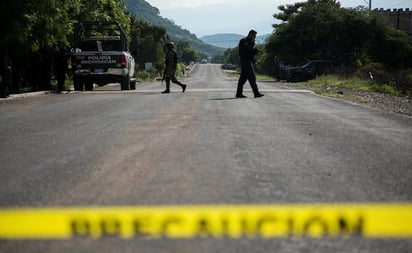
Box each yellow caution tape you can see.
[0,203,411,239]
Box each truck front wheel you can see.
[130,80,136,90]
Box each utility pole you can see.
[364,0,372,10]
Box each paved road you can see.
[0,64,411,252]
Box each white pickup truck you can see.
[71,21,136,91]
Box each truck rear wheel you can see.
[130,80,136,90]
[121,77,130,90]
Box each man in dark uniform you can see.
[0,54,11,98]
[236,30,264,98]
[161,42,187,94]
[54,46,69,92]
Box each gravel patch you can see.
[277,82,412,116]
[337,88,412,116]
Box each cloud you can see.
[148,0,230,9]
[172,0,231,9]
[147,0,387,36]
[148,0,302,10]
[146,0,296,36]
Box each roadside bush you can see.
[137,69,157,82]
[355,63,412,94]
[176,63,186,77]
[355,63,394,85]
[137,63,186,82]
[370,84,399,96]
[309,74,372,91]
[393,69,412,93]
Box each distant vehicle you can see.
[281,60,332,82]
[201,59,208,64]
[221,63,237,70]
[71,21,136,91]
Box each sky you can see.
[145,0,411,37]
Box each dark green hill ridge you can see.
[125,0,224,56]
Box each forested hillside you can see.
[124,0,224,56]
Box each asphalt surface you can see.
[0,64,411,252]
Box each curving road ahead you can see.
[0,64,411,252]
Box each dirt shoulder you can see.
[275,81,412,117]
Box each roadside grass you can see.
[256,74,276,81]
[222,69,238,78]
[137,64,188,82]
[49,78,73,91]
[314,89,368,103]
[222,69,275,81]
[307,75,400,96]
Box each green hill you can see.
[200,33,244,48]
[124,0,225,57]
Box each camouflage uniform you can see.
[162,42,186,94]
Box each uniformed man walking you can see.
[54,46,69,92]
[236,30,264,98]
[162,42,187,94]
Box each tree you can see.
[264,0,412,73]
[267,0,345,65]
[129,17,167,72]
[1,0,77,92]
[176,41,199,64]
[73,0,131,40]
[0,0,132,93]
[180,47,199,64]
[366,13,412,67]
[222,47,240,66]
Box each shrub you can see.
[393,69,412,93]
[355,63,394,85]
[355,63,412,93]
[137,69,157,82]
[370,84,399,96]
